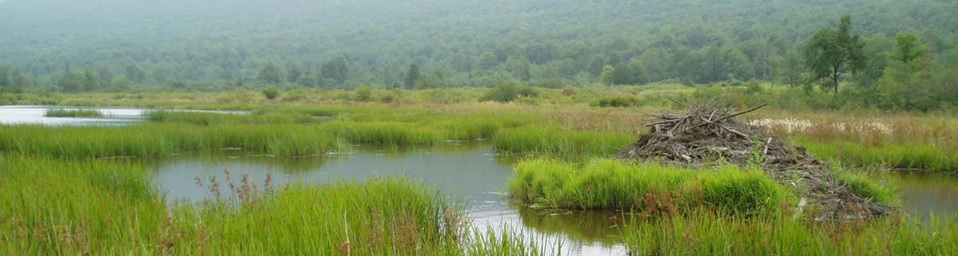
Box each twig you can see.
[716,103,766,122]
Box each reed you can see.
[45,108,103,118]
[509,158,788,216]
[624,212,958,256]
[494,126,633,158]
[0,124,347,158]
[0,155,543,255]
[322,120,444,145]
[799,139,958,173]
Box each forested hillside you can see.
[1,0,956,94]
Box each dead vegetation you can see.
[619,103,891,220]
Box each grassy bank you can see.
[0,124,348,158]
[0,155,543,255]
[625,212,958,255]
[508,158,789,217]
[494,127,633,158]
[44,108,103,118]
[800,139,958,173]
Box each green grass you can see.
[44,108,103,118]
[799,138,958,173]
[509,158,789,217]
[0,124,348,158]
[0,155,546,255]
[624,212,958,256]
[494,126,634,158]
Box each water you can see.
[0,105,145,125]
[897,173,958,219]
[147,143,957,255]
[149,143,630,256]
[0,105,247,126]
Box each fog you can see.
[0,0,954,91]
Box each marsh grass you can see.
[45,108,103,118]
[753,111,958,173]
[494,127,633,158]
[800,139,958,173]
[624,212,958,256]
[0,155,544,255]
[0,124,347,158]
[509,158,788,217]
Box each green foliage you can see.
[509,158,788,216]
[404,63,420,89]
[257,62,286,85]
[261,85,280,100]
[493,126,632,158]
[44,108,103,118]
[480,81,537,103]
[800,139,958,173]
[352,85,373,101]
[0,154,544,255]
[624,212,958,255]
[591,96,641,108]
[598,65,615,86]
[834,171,897,205]
[803,15,866,94]
[894,32,927,64]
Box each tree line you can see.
[1,0,956,110]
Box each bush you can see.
[261,85,280,100]
[591,96,641,108]
[353,85,373,101]
[480,81,538,103]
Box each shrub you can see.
[480,81,537,103]
[261,85,280,100]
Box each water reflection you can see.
[149,143,626,256]
[897,172,958,218]
[517,207,626,246]
[0,105,144,125]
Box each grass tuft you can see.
[45,108,103,118]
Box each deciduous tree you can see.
[803,15,866,94]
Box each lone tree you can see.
[803,15,865,94]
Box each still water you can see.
[148,143,958,255]
[149,143,630,256]
[0,105,247,126]
[0,105,145,125]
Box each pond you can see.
[896,172,958,221]
[147,143,958,256]
[149,143,630,256]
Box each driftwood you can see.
[619,104,891,220]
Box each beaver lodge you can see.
[618,104,891,220]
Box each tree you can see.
[894,32,927,65]
[257,62,286,85]
[598,65,615,85]
[803,15,866,94]
[404,63,420,89]
[321,56,350,85]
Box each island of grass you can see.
[509,105,893,219]
[45,108,104,118]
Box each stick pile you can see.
[619,104,891,219]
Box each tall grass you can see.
[0,155,544,255]
[45,108,103,118]
[800,139,958,173]
[625,212,958,255]
[494,126,633,158]
[323,120,444,145]
[509,158,788,217]
[0,124,347,158]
